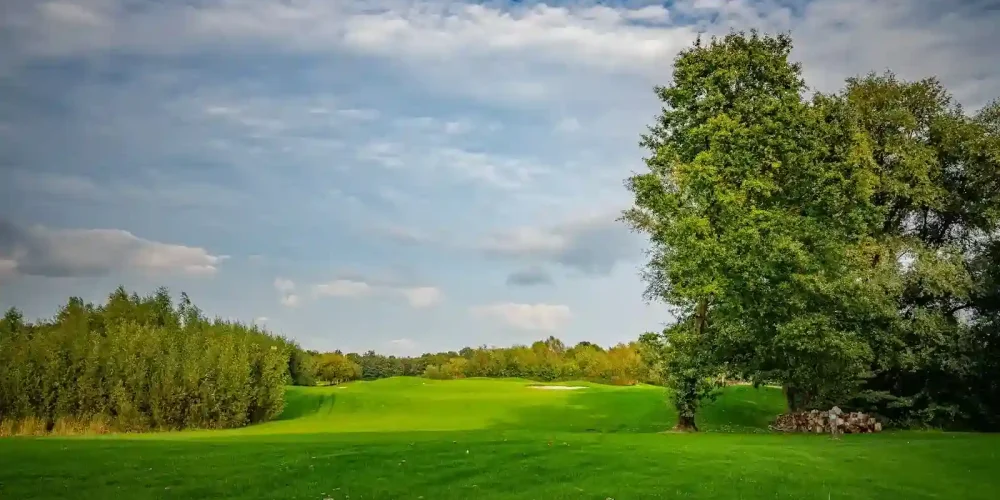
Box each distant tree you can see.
[287,347,318,386]
[315,352,362,385]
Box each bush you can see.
[0,287,291,434]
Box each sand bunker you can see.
[528,385,587,390]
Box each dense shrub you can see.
[0,287,294,434]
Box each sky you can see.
[1,0,998,355]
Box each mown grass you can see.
[1,377,998,499]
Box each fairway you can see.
[1,378,998,499]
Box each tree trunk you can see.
[783,385,800,412]
[673,415,698,432]
[695,298,708,337]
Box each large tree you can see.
[623,31,890,428]
[841,74,1000,428]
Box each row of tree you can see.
[625,32,1000,431]
[0,286,655,434]
[306,337,656,387]
[0,287,302,434]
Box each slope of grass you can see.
[2,377,998,499]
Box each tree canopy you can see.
[624,31,1000,430]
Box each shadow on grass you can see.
[275,389,337,421]
[486,385,787,434]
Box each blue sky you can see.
[2,0,998,355]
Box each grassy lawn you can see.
[1,377,998,499]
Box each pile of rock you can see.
[771,406,883,434]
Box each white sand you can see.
[528,385,587,390]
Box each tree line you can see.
[0,287,303,435]
[625,31,1000,431]
[306,336,655,387]
[0,286,655,435]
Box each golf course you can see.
[2,377,998,499]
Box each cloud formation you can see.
[0,219,226,278]
[398,286,444,308]
[482,213,639,275]
[3,0,998,353]
[470,302,572,332]
[274,278,301,307]
[313,279,374,298]
[506,266,554,287]
[6,1,997,106]
[311,274,444,309]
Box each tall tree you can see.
[842,75,1000,427]
[622,31,886,428]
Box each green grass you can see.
[1,378,998,499]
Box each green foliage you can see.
[286,346,318,386]
[639,326,721,430]
[409,338,650,384]
[838,74,1000,429]
[623,31,885,424]
[0,287,294,433]
[355,350,406,380]
[311,336,651,385]
[315,351,362,385]
[624,32,1000,430]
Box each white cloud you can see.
[443,120,471,134]
[310,274,443,309]
[555,117,581,133]
[280,294,301,308]
[0,259,17,277]
[622,5,671,22]
[254,316,269,323]
[274,277,296,294]
[0,218,225,278]
[3,0,996,110]
[398,286,443,308]
[274,277,300,307]
[40,1,106,27]
[313,279,374,298]
[356,141,547,190]
[470,302,572,332]
[337,108,380,121]
[392,115,473,135]
[482,226,568,255]
[383,225,432,244]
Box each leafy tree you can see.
[287,347,318,386]
[622,31,888,427]
[315,352,362,385]
[839,75,1000,428]
[0,287,292,434]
